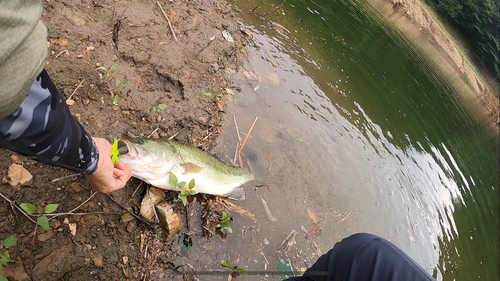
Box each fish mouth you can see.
[117,140,129,155]
[117,139,147,159]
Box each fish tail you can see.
[225,187,245,200]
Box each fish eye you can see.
[136,139,144,145]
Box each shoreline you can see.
[364,0,499,129]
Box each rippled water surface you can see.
[171,1,499,280]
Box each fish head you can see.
[117,138,180,180]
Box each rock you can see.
[139,188,166,222]
[0,258,31,281]
[93,254,104,268]
[121,212,135,224]
[37,231,53,242]
[32,244,74,281]
[7,164,33,188]
[10,154,22,164]
[155,201,183,241]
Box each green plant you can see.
[20,203,59,230]
[221,259,247,280]
[96,64,125,105]
[204,92,223,98]
[149,103,167,113]
[220,212,232,234]
[1,236,17,269]
[169,173,196,206]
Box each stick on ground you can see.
[156,1,177,42]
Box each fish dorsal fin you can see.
[181,162,203,175]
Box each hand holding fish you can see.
[85,137,132,193]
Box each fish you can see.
[117,138,253,200]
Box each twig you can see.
[132,181,144,197]
[168,128,186,140]
[51,172,83,183]
[106,194,153,227]
[49,192,97,220]
[0,192,38,224]
[147,127,159,138]
[68,79,85,100]
[156,1,177,42]
[55,49,69,58]
[232,113,242,164]
[239,116,258,154]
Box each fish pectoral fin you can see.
[181,162,203,175]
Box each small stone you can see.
[7,164,33,188]
[198,116,208,124]
[37,231,54,242]
[10,154,22,164]
[121,212,135,224]
[126,221,135,233]
[139,188,166,223]
[155,201,183,241]
[70,182,82,192]
[93,254,104,268]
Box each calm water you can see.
[170,0,499,280]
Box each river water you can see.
[172,0,499,280]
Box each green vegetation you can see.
[19,203,59,230]
[423,0,499,79]
[204,92,223,98]
[169,173,196,206]
[221,259,247,280]
[1,236,17,270]
[149,103,167,112]
[220,212,233,234]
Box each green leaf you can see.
[169,173,178,186]
[113,95,120,105]
[0,275,9,281]
[44,204,59,214]
[37,206,43,214]
[221,260,231,268]
[236,268,248,275]
[158,104,167,110]
[115,79,121,87]
[189,190,197,195]
[2,237,17,248]
[225,224,233,233]
[178,194,187,206]
[204,92,214,97]
[180,189,188,196]
[20,203,36,214]
[110,64,119,71]
[188,179,195,189]
[37,216,50,230]
[178,181,186,189]
[149,106,156,113]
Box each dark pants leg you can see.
[287,233,435,281]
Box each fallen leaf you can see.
[93,254,104,268]
[307,208,318,224]
[305,222,322,240]
[68,223,77,236]
[58,36,69,46]
[216,101,224,111]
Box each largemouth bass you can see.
[117,138,253,200]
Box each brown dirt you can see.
[0,0,248,280]
[366,0,499,127]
